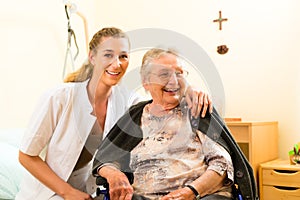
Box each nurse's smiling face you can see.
[89,37,130,87]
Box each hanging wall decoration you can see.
[213,11,229,55]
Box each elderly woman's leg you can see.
[201,194,233,200]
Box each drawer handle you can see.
[274,186,300,191]
[273,169,299,174]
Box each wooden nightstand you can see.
[226,121,278,181]
[259,159,300,200]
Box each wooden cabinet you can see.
[226,121,278,181]
[259,159,300,200]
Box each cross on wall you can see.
[213,11,228,30]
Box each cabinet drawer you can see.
[263,186,300,200]
[262,169,300,187]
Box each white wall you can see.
[0,0,95,127]
[0,0,299,159]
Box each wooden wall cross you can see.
[213,11,228,30]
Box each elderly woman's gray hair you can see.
[140,48,179,83]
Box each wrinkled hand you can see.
[106,170,134,200]
[63,187,93,200]
[160,187,195,200]
[185,86,213,118]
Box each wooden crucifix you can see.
[213,11,228,30]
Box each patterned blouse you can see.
[130,104,234,199]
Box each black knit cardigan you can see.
[93,100,259,200]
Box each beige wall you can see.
[0,0,299,159]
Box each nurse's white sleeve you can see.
[20,88,65,156]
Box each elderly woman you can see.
[93,48,257,200]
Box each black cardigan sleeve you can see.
[193,107,258,200]
[92,101,150,175]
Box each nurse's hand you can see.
[185,86,213,118]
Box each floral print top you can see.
[130,104,234,199]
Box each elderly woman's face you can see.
[144,53,186,109]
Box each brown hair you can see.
[64,27,129,82]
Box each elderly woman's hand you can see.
[99,166,133,200]
[160,187,196,200]
[185,86,213,118]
